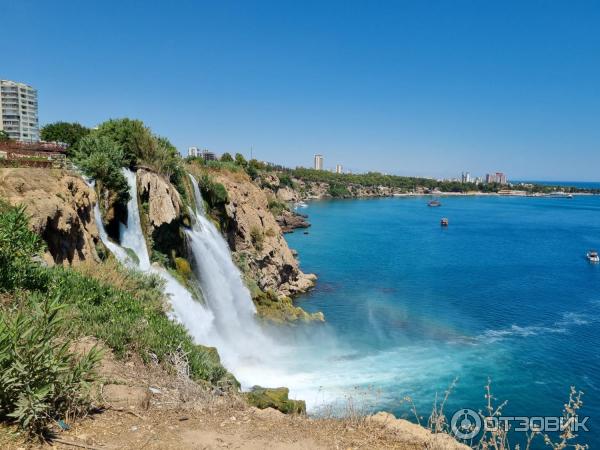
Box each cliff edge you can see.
[0,168,100,265]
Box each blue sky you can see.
[2,1,599,180]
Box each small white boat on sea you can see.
[547,191,573,198]
[587,250,599,263]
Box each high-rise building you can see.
[314,154,324,170]
[461,171,471,183]
[188,146,199,157]
[335,164,343,174]
[0,80,39,142]
[485,172,508,185]
[201,149,217,161]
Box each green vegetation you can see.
[40,122,90,152]
[284,167,600,195]
[220,152,234,162]
[72,135,130,203]
[267,198,289,216]
[0,130,10,142]
[249,226,264,252]
[0,296,101,435]
[328,182,350,198]
[197,174,229,208]
[0,204,235,434]
[245,386,306,415]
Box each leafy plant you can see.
[0,295,101,435]
[40,122,90,153]
[72,135,130,203]
[0,204,48,292]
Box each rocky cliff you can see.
[0,168,100,265]
[212,170,316,297]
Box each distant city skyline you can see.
[2,1,600,181]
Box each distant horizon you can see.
[2,1,599,181]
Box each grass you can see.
[0,204,236,436]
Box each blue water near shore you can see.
[285,195,600,447]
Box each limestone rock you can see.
[368,412,470,449]
[102,384,151,410]
[245,386,306,415]
[137,168,182,231]
[0,168,100,265]
[214,172,315,297]
[276,210,310,233]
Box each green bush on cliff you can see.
[328,183,350,198]
[72,135,130,203]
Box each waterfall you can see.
[92,169,284,388]
[119,168,151,270]
[185,175,281,370]
[90,169,376,410]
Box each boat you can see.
[428,199,442,207]
[294,201,308,209]
[440,218,449,227]
[587,250,599,263]
[547,191,573,199]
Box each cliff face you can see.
[213,171,316,297]
[0,168,100,265]
[137,168,182,232]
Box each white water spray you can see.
[91,169,421,411]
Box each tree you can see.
[221,152,234,162]
[40,122,90,150]
[73,135,129,201]
[234,153,247,167]
[94,118,151,166]
[0,130,10,142]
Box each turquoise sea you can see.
[285,195,600,447]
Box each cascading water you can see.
[119,169,151,270]
[92,168,391,411]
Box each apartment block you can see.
[0,80,39,142]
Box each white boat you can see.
[587,250,599,263]
[294,201,308,209]
[547,191,573,198]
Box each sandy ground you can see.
[0,339,467,450]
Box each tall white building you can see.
[336,164,343,174]
[0,80,39,142]
[314,154,323,170]
[188,146,199,157]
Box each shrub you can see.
[220,152,234,162]
[328,183,350,198]
[250,226,264,252]
[72,135,130,203]
[278,173,294,188]
[40,122,90,153]
[268,198,288,216]
[0,295,101,435]
[0,204,48,292]
[198,175,229,208]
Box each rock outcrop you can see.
[0,168,100,265]
[245,386,306,415]
[137,169,182,232]
[275,210,310,233]
[213,171,316,297]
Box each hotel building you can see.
[314,154,323,170]
[0,80,39,142]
